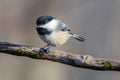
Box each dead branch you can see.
[0,42,120,71]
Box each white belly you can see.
[40,30,70,47]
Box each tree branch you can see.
[0,42,120,71]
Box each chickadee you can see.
[35,16,85,53]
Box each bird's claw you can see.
[39,48,50,54]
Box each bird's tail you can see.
[70,33,85,42]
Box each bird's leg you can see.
[39,45,53,54]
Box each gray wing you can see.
[56,19,85,42]
[57,19,70,31]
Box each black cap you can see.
[36,16,55,26]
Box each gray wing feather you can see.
[70,33,85,42]
[57,20,70,31]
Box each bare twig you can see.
[0,42,120,71]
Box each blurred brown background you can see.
[0,0,120,80]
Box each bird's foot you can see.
[39,45,52,54]
[39,47,50,53]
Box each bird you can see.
[35,16,85,53]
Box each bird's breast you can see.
[40,30,70,47]
[53,30,70,46]
[39,30,70,47]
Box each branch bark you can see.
[0,42,120,71]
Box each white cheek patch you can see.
[36,19,59,32]
[43,19,58,31]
